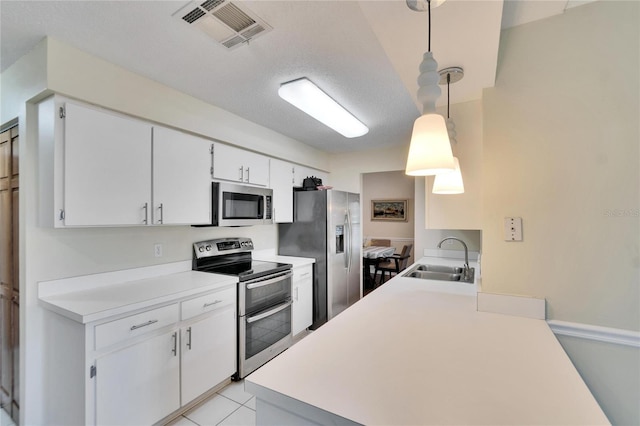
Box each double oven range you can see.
[193,238,293,379]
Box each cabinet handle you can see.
[158,203,163,224]
[130,319,158,331]
[295,287,299,302]
[203,300,222,308]
[142,202,148,224]
[245,167,250,182]
[239,166,244,181]
[172,332,178,356]
[186,327,192,350]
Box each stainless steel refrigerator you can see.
[278,190,361,329]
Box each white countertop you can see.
[245,259,608,425]
[39,265,237,324]
[252,250,315,268]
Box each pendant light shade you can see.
[404,0,455,177]
[406,114,455,176]
[433,156,464,194]
[432,67,465,194]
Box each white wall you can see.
[1,38,330,425]
[482,2,639,424]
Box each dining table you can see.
[362,245,396,290]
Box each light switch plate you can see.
[504,217,523,241]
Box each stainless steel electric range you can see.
[192,238,293,379]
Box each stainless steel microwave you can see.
[210,182,273,227]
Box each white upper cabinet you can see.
[269,159,294,223]
[38,96,212,227]
[63,102,152,226]
[293,165,329,188]
[212,142,269,187]
[424,102,482,230]
[152,127,211,225]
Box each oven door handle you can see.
[246,299,293,324]
[245,270,293,289]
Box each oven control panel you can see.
[193,237,254,258]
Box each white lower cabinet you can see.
[95,330,181,425]
[181,304,236,404]
[43,283,237,425]
[292,264,313,336]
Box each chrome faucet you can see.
[437,237,472,281]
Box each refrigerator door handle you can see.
[345,210,351,271]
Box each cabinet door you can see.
[293,166,329,188]
[243,151,270,186]
[292,265,313,336]
[95,331,180,425]
[212,143,269,186]
[181,305,236,404]
[152,127,211,225]
[63,102,152,226]
[211,143,246,184]
[269,159,294,223]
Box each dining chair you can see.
[374,244,413,285]
[370,239,391,247]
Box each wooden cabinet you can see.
[292,264,313,336]
[37,96,212,227]
[269,159,294,223]
[0,125,19,423]
[212,142,269,187]
[95,330,180,425]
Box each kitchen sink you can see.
[413,264,464,274]
[406,271,462,281]
[403,264,475,283]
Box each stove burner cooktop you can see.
[192,237,292,281]
[200,260,291,281]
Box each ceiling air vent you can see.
[174,0,272,50]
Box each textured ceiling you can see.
[1,0,590,153]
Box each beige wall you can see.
[483,2,639,424]
[483,0,639,330]
[362,170,415,262]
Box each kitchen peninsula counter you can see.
[245,264,609,425]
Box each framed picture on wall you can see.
[371,199,408,221]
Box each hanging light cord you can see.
[427,0,432,52]
[447,72,450,118]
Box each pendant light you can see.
[433,67,465,194]
[405,0,455,176]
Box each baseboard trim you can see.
[547,320,640,348]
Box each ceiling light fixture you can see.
[433,67,465,194]
[405,0,455,176]
[278,78,369,138]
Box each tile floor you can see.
[170,330,312,426]
[0,408,15,426]
[169,380,256,426]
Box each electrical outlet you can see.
[154,243,163,257]
[504,217,523,242]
